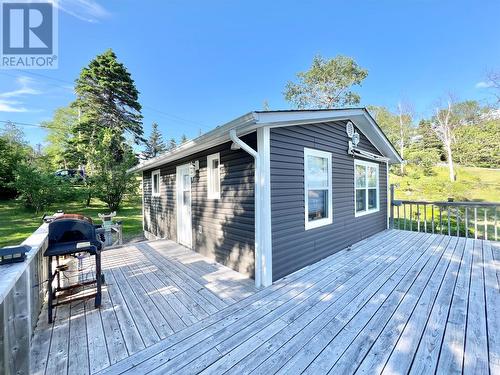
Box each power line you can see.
[2,69,208,129]
[0,119,66,131]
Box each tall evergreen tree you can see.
[43,106,79,170]
[72,49,143,209]
[144,122,166,159]
[180,134,188,144]
[167,138,177,151]
[416,119,443,155]
[73,48,144,164]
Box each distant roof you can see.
[129,108,402,173]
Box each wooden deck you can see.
[31,230,499,375]
[30,239,257,375]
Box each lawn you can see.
[390,165,500,202]
[0,195,143,248]
[390,165,499,239]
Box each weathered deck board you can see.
[30,230,498,375]
[129,232,404,375]
[30,239,257,375]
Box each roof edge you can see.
[129,108,402,173]
[128,112,257,173]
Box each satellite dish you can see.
[346,121,355,138]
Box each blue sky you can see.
[1,0,499,146]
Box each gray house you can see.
[130,109,402,287]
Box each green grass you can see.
[1,165,497,247]
[390,166,499,239]
[391,165,500,202]
[0,195,143,248]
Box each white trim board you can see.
[151,169,161,197]
[304,147,333,230]
[354,159,380,217]
[129,109,402,173]
[207,152,221,200]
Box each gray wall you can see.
[270,121,388,280]
[143,133,256,277]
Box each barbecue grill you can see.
[45,217,105,323]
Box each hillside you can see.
[390,165,500,202]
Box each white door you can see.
[176,164,192,248]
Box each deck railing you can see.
[389,185,499,241]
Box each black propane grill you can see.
[44,218,105,323]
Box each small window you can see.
[354,160,379,216]
[152,169,161,197]
[304,148,332,230]
[207,153,221,199]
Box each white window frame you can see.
[354,159,380,217]
[207,152,221,199]
[304,148,333,230]
[151,169,161,197]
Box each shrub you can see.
[92,163,139,212]
[0,137,29,199]
[12,164,76,212]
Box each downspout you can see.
[386,161,390,229]
[229,129,263,288]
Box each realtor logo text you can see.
[1,0,58,69]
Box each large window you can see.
[207,153,221,199]
[152,169,161,197]
[355,160,379,216]
[304,148,332,230]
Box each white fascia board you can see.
[128,113,257,173]
[253,108,365,125]
[254,110,402,165]
[129,108,402,173]
[360,111,404,164]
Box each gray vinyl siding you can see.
[270,121,388,281]
[143,133,256,277]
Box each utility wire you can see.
[0,69,208,129]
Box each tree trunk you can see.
[399,143,404,175]
[398,104,405,175]
[445,142,455,181]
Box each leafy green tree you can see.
[90,129,139,210]
[0,135,29,199]
[430,99,491,181]
[368,104,413,175]
[1,121,26,145]
[284,55,368,109]
[431,99,460,181]
[43,106,79,170]
[143,122,166,159]
[453,119,500,168]
[485,70,500,105]
[12,164,75,212]
[451,100,485,125]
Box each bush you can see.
[92,163,139,212]
[12,164,76,212]
[0,137,29,199]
